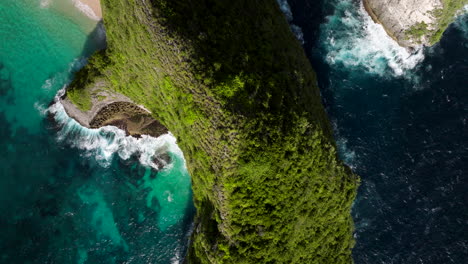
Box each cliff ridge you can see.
[65,0,359,263]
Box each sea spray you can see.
[47,90,185,170]
[331,120,357,168]
[319,0,425,77]
[71,0,101,21]
[276,0,305,43]
[453,7,468,38]
[41,57,87,90]
[0,1,194,262]
[48,89,193,231]
[40,0,52,8]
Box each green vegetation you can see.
[429,0,468,44]
[406,22,429,42]
[67,85,92,111]
[405,0,468,45]
[68,0,359,263]
[67,50,110,111]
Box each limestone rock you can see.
[60,87,167,138]
[363,0,466,48]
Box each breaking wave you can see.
[42,57,87,90]
[39,0,52,8]
[454,6,468,38]
[276,0,305,43]
[319,0,425,77]
[71,0,101,21]
[47,90,183,170]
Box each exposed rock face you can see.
[61,90,167,138]
[363,0,465,48]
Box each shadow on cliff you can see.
[79,20,107,58]
[149,0,331,125]
[287,0,338,112]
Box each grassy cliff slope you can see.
[68,0,359,263]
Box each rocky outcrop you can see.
[364,0,467,48]
[61,88,167,138]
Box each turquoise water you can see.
[0,1,194,263]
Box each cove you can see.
[0,1,194,263]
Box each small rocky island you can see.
[364,0,467,48]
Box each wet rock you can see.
[60,89,168,138]
[153,153,172,169]
[363,0,444,48]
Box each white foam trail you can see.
[320,0,425,77]
[41,57,87,91]
[71,0,101,21]
[336,137,357,169]
[276,0,305,44]
[34,102,49,117]
[276,0,293,21]
[40,0,52,8]
[47,91,183,170]
[170,248,181,264]
[331,120,357,168]
[454,6,468,38]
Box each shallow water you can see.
[0,1,194,263]
[286,0,468,262]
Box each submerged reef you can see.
[363,0,468,48]
[65,0,359,263]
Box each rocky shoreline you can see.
[69,0,360,263]
[60,90,168,138]
[362,0,400,43]
[363,0,466,48]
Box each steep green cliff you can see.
[67,0,359,263]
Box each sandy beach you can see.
[73,0,102,21]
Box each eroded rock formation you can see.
[364,0,467,48]
[61,90,167,138]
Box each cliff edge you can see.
[364,0,467,48]
[61,73,167,138]
[66,0,359,263]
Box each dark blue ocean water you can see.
[286,0,468,263]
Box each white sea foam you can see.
[336,137,357,169]
[71,0,101,21]
[41,78,54,90]
[47,91,183,170]
[320,0,425,77]
[41,57,87,91]
[276,0,305,44]
[331,120,357,168]
[34,102,49,117]
[276,0,293,21]
[170,249,181,264]
[40,0,52,8]
[454,6,468,38]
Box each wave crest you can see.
[320,0,425,77]
[47,93,182,170]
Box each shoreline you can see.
[44,0,104,34]
[72,0,102,21]
[362,0,401,47]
